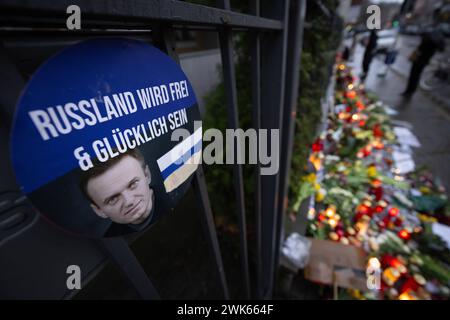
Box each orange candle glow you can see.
[346,90,356,99]
[398,229,411,240]
[389,207,399,217]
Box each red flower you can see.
[356,100,365,110]
[373,123,383,138]
[312,138,323,152]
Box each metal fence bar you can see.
[250,0,263,300]
[274,0,307,293]
[216,0,251,299]
[193,167,230,299]
[259,0,290,299]
[153,25,230,299]
[100,237,160,299]
[0,0,282,30]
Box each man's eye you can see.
[108,196,119,205]
[130,180,139,189]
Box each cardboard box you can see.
[304,238,369,292]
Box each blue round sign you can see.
[11,38,202,237]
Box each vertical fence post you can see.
[152,25,230,299]
[250,0,263,300]
[274,0,307,294]
[0,43,25,190]
[193,167,230,299]
[216,0,251,299]
[259,0,290,299]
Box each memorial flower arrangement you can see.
[301,61,450,300]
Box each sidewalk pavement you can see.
[387,35,450,112]
[347,41,450,198]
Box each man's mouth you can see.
[124,200,142,216]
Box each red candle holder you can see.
[398,229,411,240]
[388,207,399,217]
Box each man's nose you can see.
[122,191,135,207]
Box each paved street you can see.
[347,36,450,197]
[389,35,450,111]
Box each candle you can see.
[388,207,399,217]
[368,257,381,269]
[329,232,339,241]
[325,205,336,218]
[386,288,399,299]
[379,200,388,208]
[346,90,356,99]
[383,267,401,287]
[372,139,385,150]
[398,229,411,240]
[400,274,426,294]
[346,227,356,236]
[356,100,365,110]
[348,236,362,247]
[398,290,418,300]
[369,238,380,251]
[357,204,370,216]
[328,218,338,228]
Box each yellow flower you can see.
[367,166,377,178]
[316,189,326,202]
[419,186,431,194]
[304,173,317,183]
[348,289,365,300]
[418,213,437,223]
[314,182,321,191]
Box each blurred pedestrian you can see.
[350,31,358,61]
[342,46,350,61]
[361,29,378,79]
[402,28,445,96]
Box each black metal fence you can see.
[0,0,306,299]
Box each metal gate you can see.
[0,0,306,299]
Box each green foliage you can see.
[378,232,412,256]
[292,180,315,213]
[416,223,450,266]
[417,254,450,284]
[287,2,343,215]
[375,225,450,284]
[378,175,410,190]
[202,2,343,228]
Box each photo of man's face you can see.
[85,155,154,225]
